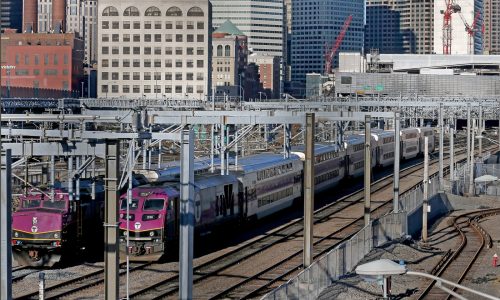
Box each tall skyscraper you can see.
[65,0,98,64]
[211,0,285,58]
[1,0,22,32]
[98,0,212,99]
[480,0,500,54]
[365,0,405,54]
[291,0,365,92]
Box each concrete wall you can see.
[407,192,452,237]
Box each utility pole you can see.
[364,115,371,226]
[450,128,454,182]
[104,140,120,300]
[1,150,12,300]
[393,112,400,212]
[466,104,471,176]
[179,128,195,299]
[438,103,444,190]
[469,120,475,195]
[479,105,483,156]
[422,137,429,243]
[303,113,315,267]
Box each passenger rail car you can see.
[11,180,105,267]
[372,130,396,167]
[417,127,436,153]
[345,135,377,178]
[119,174,240,259]
[400,128,420,159]
[291,144,346,193]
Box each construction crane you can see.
[324,15,352,75]
[458,10,482,54]
[441,0,461,55]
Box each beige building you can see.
[97,0,212,99]
[211,20,248,99]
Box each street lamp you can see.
[355,259,499,300]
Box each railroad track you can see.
[125,145,486,299]
[417,208,500,300]
[14,262,152,300]
[12,267,39,283]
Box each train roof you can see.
[345,134,367,145]
[132,173,238,191]
[229,153,300,173]
[416,127,434,133]
[370,130,395,141]
[135,157,217,182]
[291,143,342,154]
[400,127,419,133]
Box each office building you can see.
[248,54,280,99]
[211,0,285,58]
[65,0,98,64]
[290,0,365,93]
[0,32,84,97]
[97,0,212,99]
[1,0,22,32]
[212,20,248,99]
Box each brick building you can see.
[1,32,84,97]
[248,54,280,99]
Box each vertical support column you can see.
[220,123,226,175]
[91,154,96,200]
[439,103,444,190]
[284,124,291,159]
[479,105,482,156]
[450,128,454,182]
[235,127,238,167]
[104,140,120,300]
[24,157,29,195]
[179,128,194,299]
[466,104,471,176]
[210,124,215,173]
[0,150,12,300]
[303,113,315,268]
[50,155,55,201]
[393,112,401,213]
[76,156,80,202]
[422,137,429,243]
[469,120,475,196]
[364,115,371,226]
[158,140,162,169]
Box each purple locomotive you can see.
[12,180,104,267]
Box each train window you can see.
[22,200,40,208]
[120,199,139,210]
[143,199,165,211]
[42,201,67,210]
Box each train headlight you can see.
[149,231,156,237]
[14,232,18,238]
[54,233,59,239]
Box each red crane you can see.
[441,0,461,55]
[324,15,352,74]
[458,10,482,54]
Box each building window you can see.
[165,21,173,29]
[145,21,152,29]
[154,34,161,42]
[165,59,172,67]
[197,22,204,29]
[154,47,161,55]
[154,72,161,80]
[187,35,194,42]
[145,34,151,42]
[176,34,183,42]
[102,6,118,16]
[145,6,161,16]
[133,47,140,54]
[123,60,130,67]
[144,60,151,67]
[102,59,109,67]
[165,85,172,93]
[102,21,109,29]
[123,34,130,42]
[225,45,231,56]
[187,7,204,16]
[196,72,204,80]
[187,59,194,68]
[175,86,182,93]
[34,69,40,75]
[165,73,172,80]
[34,55,39,65]
[133,21,140,29]
[133,34,140,42]
[175,47,183,55]
[196,85,203,93]
[133,72,140,80]
[187,73,194,80]
[44,54,49,65]
[124,6,139,16]
[112,21,119,29]
[112,34,119,42]
[101,85,108,93]
[102,72,109,80]
[112,47,119,54]
[53,54,58,65]
[165,34,173,42]
[123,85,130,93]
[165,47,173,55]
[197,60,204,68]
[64,54,68,64]
[15,69,29,75]
[112,85,118,93]
[123,47,130,54]
[166,6,182,16]
[123,21,130,29]
[133,60,140,67]
[24,55,29,64]
[197,47,204,55]
[133,85,140,93]
[112,60,119,67]
[187,47,194,55]
[144,85,151,93]
[154,60,161,67]
[176,21,183,29]
[175,60,182,68]
[144,72,151,80]
[217,45,222,56]
[175,73,182,80]
[154,21,161,29]
[187,21,194,29]
[123,72,130,80]
[144,47,151,55]
[186,85,194,93]
[197,35,204,42]
[154,85,161,93]
[102,47,109,54]
[63,69,69,75]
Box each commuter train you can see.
[11,180,105,267]
[119,127,435,260]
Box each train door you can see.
[223,184,234,217]
[167,197,180,239]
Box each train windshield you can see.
[22,200,41,209]
[143,199,165,211]
[120,199,139,210]
[42,201,67,210]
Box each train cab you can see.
[417,127,436,153]
[291,144,346,193]
[400,128,420,160]
[344,135,376,178]
[371,130,396,167]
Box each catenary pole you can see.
[422,137,429,243]
[364,115,372,226]
[393,112,400,212]
[303,113,315,267]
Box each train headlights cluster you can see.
[149,231,156,237]
[14,231,19,238]
[54,233,59,239]
[142,214,159,221]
